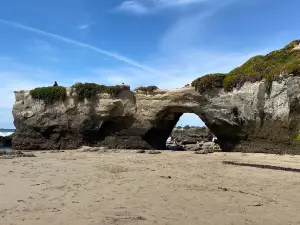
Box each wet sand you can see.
[1,150,300,225]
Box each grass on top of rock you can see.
[134,86,158,93]
[191,73,226,93]
[30,86,67,104]
[192,40,300,93]
[72,82,130,100]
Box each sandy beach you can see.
[1,150,300,225]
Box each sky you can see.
[0,0,300,128]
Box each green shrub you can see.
[191,73,226,93]
[192,40,300,93]
[72,82,130,100]
[134,85,158,93]
[30,86,66,104]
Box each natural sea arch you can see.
[142,106,239,151]
[13,87,246,151]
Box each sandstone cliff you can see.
[12,41,300,154]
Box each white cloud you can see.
[116,0,227,14]
[77,19,94,30]
[117,1,149,14]
[159,14,209,53]
[156,0,208,7]
[77,23,91,30]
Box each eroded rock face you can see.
[12,76,300,154]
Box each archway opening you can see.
[168,113,214,142]
[143,107,217,150]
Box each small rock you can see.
[77,146,108,152]
[202,142,216,150]
[218,187,229,191]
[148,150,161,154]
[77,146,93,152]
[50,150,64,153]
[136,150,145,153]
[160,175,172,179]
[194,150,208,154]
[250,203,263,207]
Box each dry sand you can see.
[1,150,300,225]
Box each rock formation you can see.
[12,41,300,154]
[171,126,211,144]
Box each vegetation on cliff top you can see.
[192,40,300,93]
[134,85,158,93]
[30,83,131,104]
[72,82,130,100]
[30,86,67,104]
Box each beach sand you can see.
[1,150,300,225]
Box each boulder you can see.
[202,142,217,150]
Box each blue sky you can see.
[0,0,300,128]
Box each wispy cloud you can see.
[77,23,91,30]
[156,0,208,7]
[117,0,215,14]
[0,18,161,75]
[77,19,94,30]
[117,1,148,14]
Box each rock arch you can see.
[142,105,242,151]
[143,106,198,149]
[12,77,300,154]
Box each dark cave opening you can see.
[143,107,215,150]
